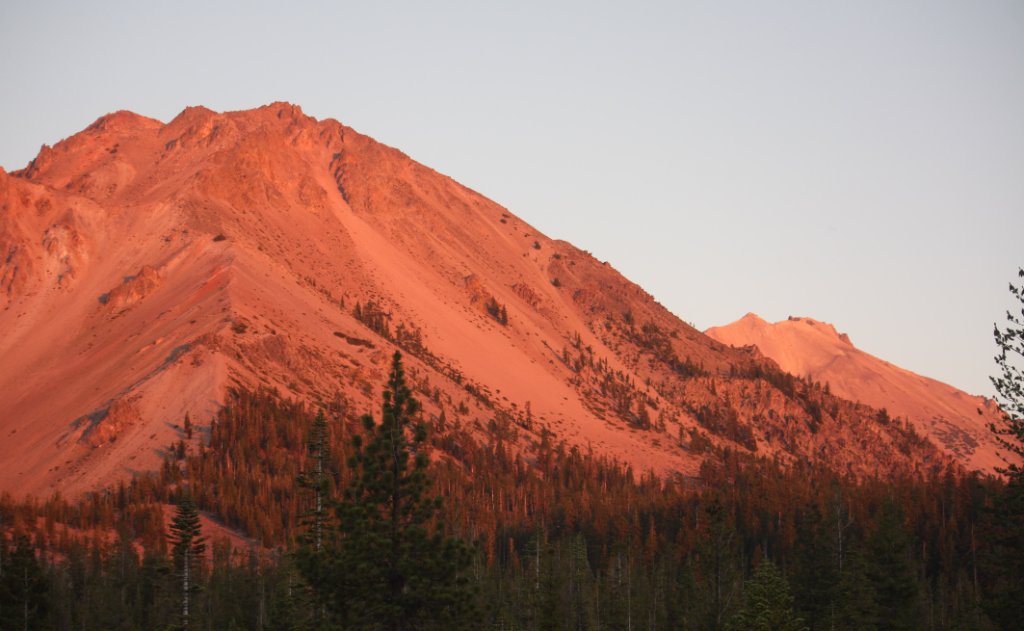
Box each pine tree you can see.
[834,546,879,631]
[168,490,206,630]
[297,410,331,553]
[695,498,743,630]
[295,408,332,624]
[729,560,806,631]
[566,533,597,631]
[865,499,917,631]
[313,351,474,630]
[984,266,1024,628]
[1,537,45,630]
[791,504,839,631]
[265,558,306,631]
[0,535,47,631]
[990,267,1024,476]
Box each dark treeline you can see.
[0,384,1020,629]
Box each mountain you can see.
[705,313,1008,472]
[0,103,950,497]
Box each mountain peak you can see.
[0,102,972,496]
[165,105,220,132]
[707,313,1010,472]
[87,110,162,133]
[783,316,852,346]
[258,101,309,119]
[173,104,217,120]
[711,314,853,348]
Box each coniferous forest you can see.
[2,316,1024,631]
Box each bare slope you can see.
[0,104,948,496]
[706,313,1008,472]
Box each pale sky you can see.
[2,1,1022,396]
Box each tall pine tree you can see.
[984,267,1024,627]
[311,351,474,631]
[168,489,206,631]
[295,408,333,625]
[865,499,917,631]
[297,409,331,553]
[990,267,1024,476]
[0,535,47,631]
[729,560,806,631]
[695,498,743,630]
[791,503,839,631]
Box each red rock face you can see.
[706,313,1014,473]
[0,103,966,497]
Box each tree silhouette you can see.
[0,535,47,631]
[865,499,917,630]
[791,503,838,631]
[168,489,206,630]
[730,560,806,631]
[991,267,1024,476]
[297,410,331,553]
[295,408,332,624]
[312,351,474,630]
[984,267,1024,627]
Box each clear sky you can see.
[2,1,1022,396]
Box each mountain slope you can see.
[0,103,948,496]
[705,313,1008,472]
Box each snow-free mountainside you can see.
[706,314,1008,472]
[0,103,1008,497]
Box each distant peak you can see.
[170,105,217,125]
[165,103,320,133]
[703,312,766,334]
[261,101,307,117]
[252,102,320,128]
[182,105,215,115]
[708,313,854,347]
[784,316,852,346]
[87,110,162,132]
